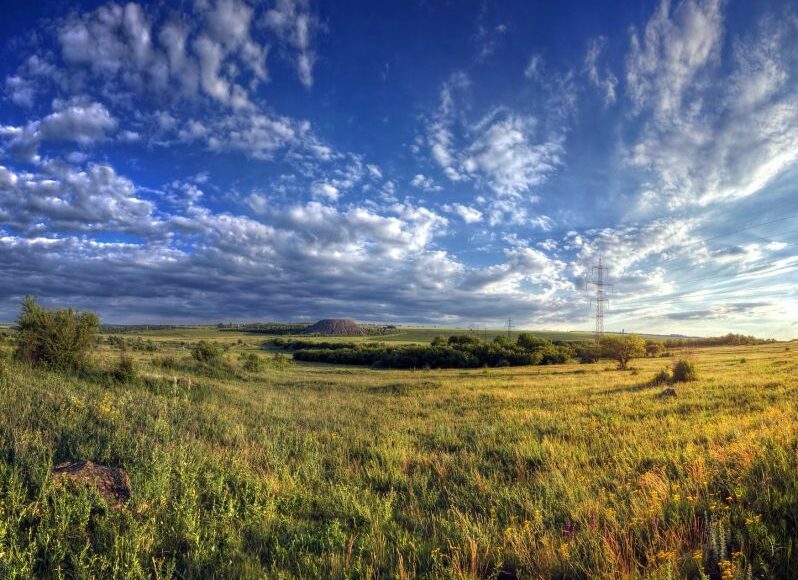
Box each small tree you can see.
[15,296,99,370]
[601,334,646,370]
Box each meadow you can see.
[0,327,796,578]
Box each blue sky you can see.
[1,0,797,337]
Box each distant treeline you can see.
[101,325,184,333]
[279,334,574,369]
[219,323,311,335]
[270,338,385,350]
[663,333,775,348]
[221,323,399,336]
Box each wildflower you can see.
[559,542,570,561]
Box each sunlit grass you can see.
[0,333,796,578]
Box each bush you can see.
[651,368,671,386]
[152,354,178,369]
[192,340,223,363]
[14,296,100,370]
[113,346,136,382]
[240,352,262,372]
[600,334,646,370]
[672,359,697,382]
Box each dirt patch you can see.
[52,460,131,507]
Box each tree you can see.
[516,333,551,351]
[15,296,100,370]
[645,340,664,357]
[600,334,646,370]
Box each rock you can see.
[658,387,677,398]
[52,460,131,507]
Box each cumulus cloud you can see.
[0,161,157,234]
[1,99,117,162]
[3,1,329,163]
[411,173,442,192]
[443,203,483,224]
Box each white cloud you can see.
[311,182,340,201]
[524,54,543,79]
[1,99,117,162]
[462,111,562,197]
[411,173,442,192]
[626,0,723,116]
[443,203,483,224]
[584,36,617,104]
[0,161,157,234]
[262,0,319,88]
[625,1,798,208]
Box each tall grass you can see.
[0,335,796,578]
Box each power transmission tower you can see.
[587,257,612,340]
[506,318,513,339]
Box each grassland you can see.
[0,328,796,578]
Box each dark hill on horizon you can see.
[302,319,365,336]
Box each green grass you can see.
[1,332,796,578]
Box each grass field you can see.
[0,328,796,578]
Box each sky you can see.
[1,0,797,337]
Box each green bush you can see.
[14,296,99,370]
[191,340,223,363]
[672,359,697,382]
[240,352,262,372]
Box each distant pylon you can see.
[587,257,612,340]
[506,318,513,339]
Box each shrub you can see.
[192,340,223,363]
[651,368,671,386]
[14,296,99,370]
[600,334,646,370]
[672,359,697,382]
[240,352,262,372]
[270,352,291,369]
[113,346,136,382]
[152,354,178,369]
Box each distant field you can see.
[0,328,796,578]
